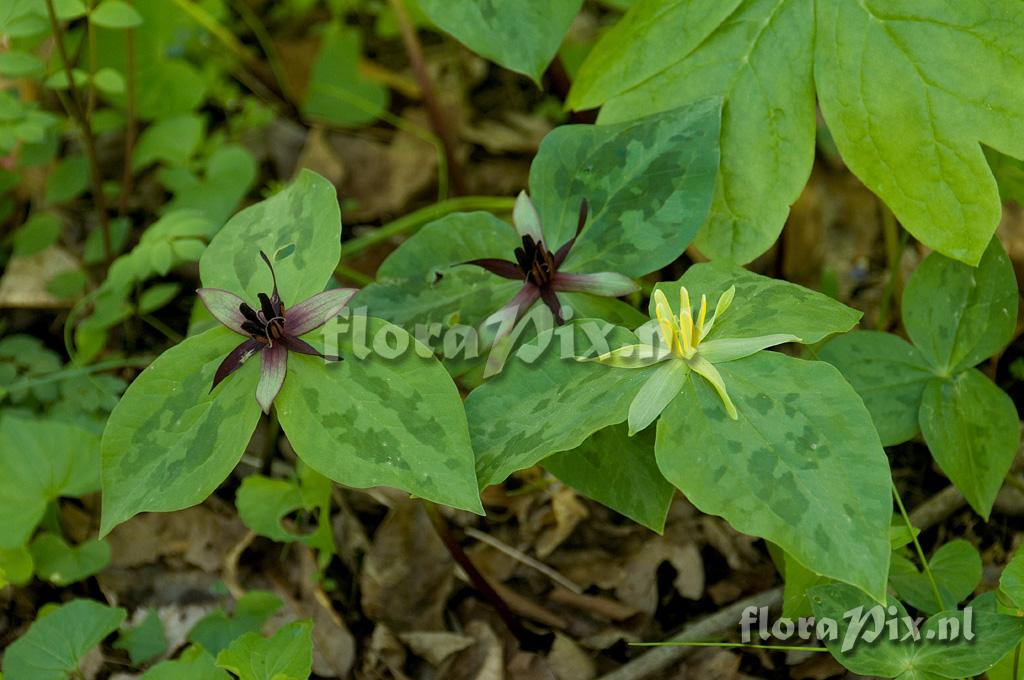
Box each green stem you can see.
[892,481,945,611]
[335,264,374,287]
[1013,641,1021,680]
[338,196,515,266]
[141,314,183,342]
[2,356,153,396]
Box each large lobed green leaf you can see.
[417,0,583,82]
[277,318,483,514]
[531,97,722,276]
[100,328,263,536]
[200,169,341,305]
[573,0,815,262]
[571,0,1024,265]
[0,415,101,548]
[657,352,892,600]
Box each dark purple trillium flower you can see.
[198,251,356,414]
[464,192,638,336]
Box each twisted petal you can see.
[553,271,639,297]
[539,286,564,324]
[698,334,802,364]
[701,285,736,341]
[628,360,689,435]
[513,190,543,242]
[197,288,249,336]
[284,288,357,336]
[464,258,523,280]
[211,338,262,391]
[256,344,288,414]
[553,198,588,267]
[284,334,340,362]
[585,342,670,368]
[688,354,738,420]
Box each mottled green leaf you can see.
[530,98,721,276]
[572,0,814,263]
[29,534,110,586]
[889,539,982,616]
[277,318,483,514]
[140,646,229,680]
[115,609,168,665]
[0,415,100,548]
[819,331,933,446]
[467,322,654,488]
[657,352,891,600]
[417,0,582,82]
[216,621,313,680]
[200,170,340,305]
[543,423,674,532]
[1,600,126,680]
[814,2,1024,264]
[100,328,263,536]
[903,239,1018,374]
[655,263,861,344]
[919,370,1019,520]
[810,585,1024,679]
[304,23,389,127]
[188,591,282,656]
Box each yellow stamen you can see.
[697,294,707,342]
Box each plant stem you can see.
[335,263,374,286]
[338,195,514,267]
[892,481,945,611]
[421,501,551,652]
[1,356,153,397]
[119,20,137,216]
[45,0,113,265]
[388,0,466,196]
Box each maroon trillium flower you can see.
[465,192,638,336]
[198,251,356,414]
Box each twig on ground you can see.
[464,526,584,594]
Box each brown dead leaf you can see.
[615,537,705,616]
[546,633,596,680]
[361,500,454,631]
[536,487,589,558]
[445,620,505,680]
[294,127,346,188]
[399,630,475,666]
[0,246,81,309]
[106,505,247,572]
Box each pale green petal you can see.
[698,334,801,364]
[628,360,689,435]
[585,342,670,368]
[688,354,738,420]
[700,284,736,340]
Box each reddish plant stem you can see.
[44,0,112,265]
[388,0,467,196]
[422,501,551,652]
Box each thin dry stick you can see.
[388,0,467,196]
[44,0,112,264]
[598,588,785,680]
[464,526,584,594]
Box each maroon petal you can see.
[197,288,250,336]
[256,344,288,414]
[284,334,341,361]
[553,198,589,268]
[259,250,282,308]
[284,288,357,336]
[552,271,639,297]
[463,258,523,280]
[483,284,541,350]
[211,339,262,391]
[539,286,565,325]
